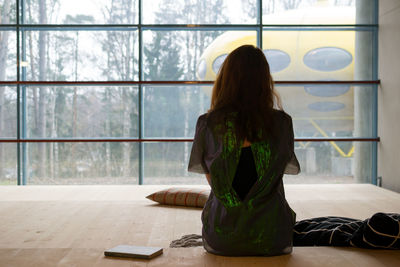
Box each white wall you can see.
[378,0,400,192]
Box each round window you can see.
[197,59,207,80]
[263,49,291,73]
[212,54,228,74]
[304,47,353,72]
[305,83,350,97]
[308,101,346,112]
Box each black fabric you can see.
[231,146,258,200]
[293,212,400,249]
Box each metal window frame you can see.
[0,0,379,185]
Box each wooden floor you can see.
[0,184,399,267]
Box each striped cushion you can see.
[146,188,210,208]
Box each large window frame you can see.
[0,0,379,185]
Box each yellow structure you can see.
[197,5,356,157]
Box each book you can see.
[104,245,163,259]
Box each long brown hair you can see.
[208,44,282,142]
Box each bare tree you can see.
[282,0,302,10]
[264,0,276,14]
[58,14,95,178]
[241,0,258,19]
[26,0,39,131]
[37,0,48,178]
[101,0,138,179]
[181,0,228,175]
[48,87,57,179]
[0,0,11,179]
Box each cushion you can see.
[146,188,210,208]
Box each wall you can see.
[378,0,400,192]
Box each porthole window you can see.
[304,47,353,71]
[305,84,350,97]
[212,54,228,74]
[197,59,207,80]
[308,101,346,112]
[263,49,291,73]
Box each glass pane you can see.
[192,30,374,81]
[143,85,210,138]
[23,29,138,81]
[263,0,376,25]
[143,30,257,81]
[143,0,256,24]
[0,86,17,138]
[144,142,206,185]
[0,143,17,185]
[0,30,16,81]
[26,142,139,184]
[143,84,375,139]
[261,29,374,81]
[284,141,374,184]
[275,84,375,138]
[144,141,374,185]
[23,0,138,24]
[0,0,15,24]
[25,86,138,138]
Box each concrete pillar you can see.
[354,0,374,183]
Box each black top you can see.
[232,146,258,200]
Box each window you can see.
[0,0,379,185]
[303,47,353,72]
[263,49,291,73]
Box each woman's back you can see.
[188,110,300,256]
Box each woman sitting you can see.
[188,44,300,256]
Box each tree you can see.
[35,0,48,179]
[142,0,186,178]
[282,0,302,10]
[141,0,229,178]
[99,0,139,179]
[0,0,12,180]
[179,0,228,176]
[23,0,101,181]
[63,14,94,178]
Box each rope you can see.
[169,234,203,248]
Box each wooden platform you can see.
[0,184,399,266]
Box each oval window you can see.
[304,47,353,71]
[263,49,291,73]
[197,59,207,80]
[305,83,350,97]
[308,101,345,112]
[212,54,227,74]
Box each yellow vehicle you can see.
[197,5,356,158]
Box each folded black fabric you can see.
[293,212,400,249]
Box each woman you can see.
[188,44,300,256]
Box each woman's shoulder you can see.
[198,110,227,126]
[198,113,208,120]
[196,113,208,125]
[194,113,211,133]
[272,109,293,123]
